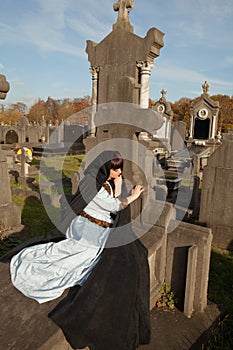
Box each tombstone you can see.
[152,89,173,152]
[85,0,164,141]
[71,172,80,195]
[189,175,201,218]
[0,74,21,231]
[0,151,21,231]
[199,137,233,250]
[84,0,164,192]
[188,81,220,145]
[171,121,187,151]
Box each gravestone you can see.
[171,121,186,151]
[83,1,214,320]
[0,74,21,232]
[187,81,220,146]
[152,89,173,152]
[0,143,21,232]
[84,0,164,192]
[85,0,164,143]
[199,136,233,250]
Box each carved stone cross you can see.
[0,74,10,100]
[113,0,134,31]
[113,0,134,20]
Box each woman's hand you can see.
[119,184,144,209]
[114,174,122,186]
[124,184,144,205]
[131,185,144,199]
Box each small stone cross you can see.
[113,0,134,22]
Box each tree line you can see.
[0,94,232,132]
[0,96,92,126]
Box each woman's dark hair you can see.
[111,151,123,170]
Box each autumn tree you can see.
[9,102,28,115]
[171,98,192,129]
[27,96,91,125]
[28,99,47,123]
[0,109,22,125]
[211,94,233,131]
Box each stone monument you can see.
[85,0,164,139]
[199,135,233,250]
[187,81,220,147]
[84,0,164,189]
[186,81,221,180]
[82,2,213,320]
[152,88,173,152]
[0,75,21,232]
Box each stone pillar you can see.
[0,152,21,230]
[211,115,216,139]
[137,61,154,108]
[89,66,100,136]
[189,114,194,138]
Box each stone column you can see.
[189,115,194,138]
[137,61,154,108]
[211,115,216,139]
[89,66,100,136]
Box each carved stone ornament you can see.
[157,104,165,114]
[198,108,208,120]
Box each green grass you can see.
[31,154,84,194]
[0,195,57,257]
[205,249,233,349]
[0,154,83,257]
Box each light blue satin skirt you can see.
[10,216,110,303]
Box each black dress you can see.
[48,151,151,350]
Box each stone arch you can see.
[5,129,19,144]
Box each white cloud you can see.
[14,82,25,86]
[0,63,3,69]
[151,60,233,94]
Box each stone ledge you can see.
[0,255,221,350]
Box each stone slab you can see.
[138,302,221,350]
[0,256,221,350]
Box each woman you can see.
[11,150,151,349]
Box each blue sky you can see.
[0,0,232,107]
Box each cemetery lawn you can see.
[205,248,233,349]
[0,154,84,256]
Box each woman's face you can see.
[109,168,122,179]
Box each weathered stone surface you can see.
[86,27,164,105]
[166,221,212,315]
[199,138,233,250]
[0,152,21,230]
[0,74,10,100]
